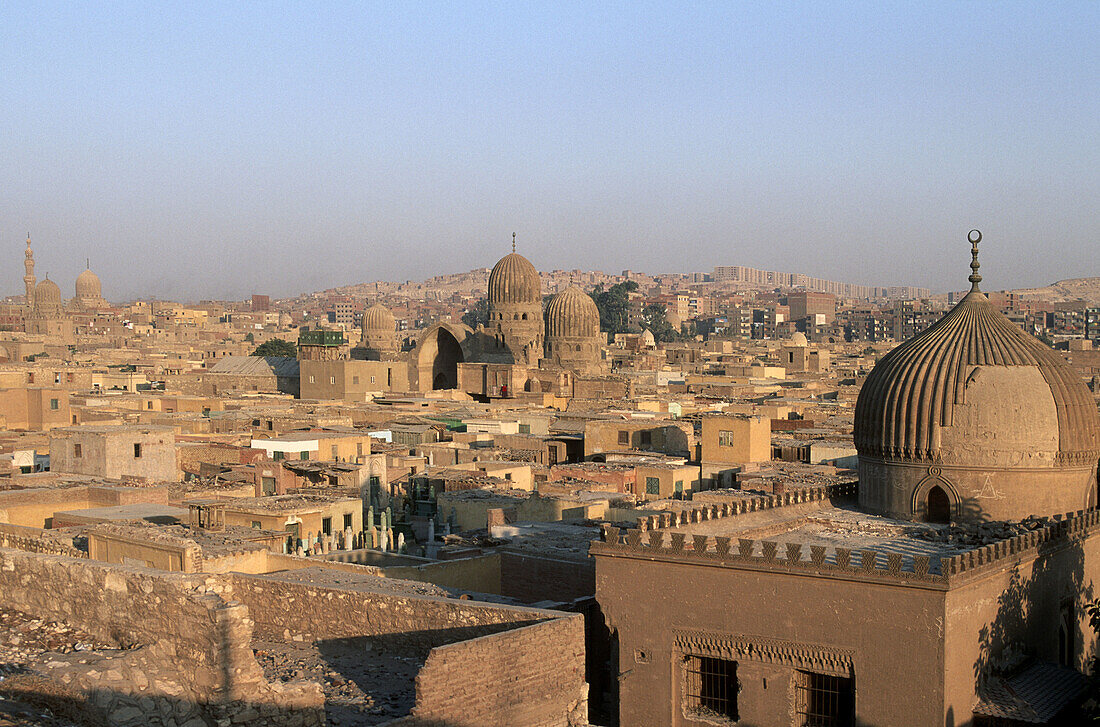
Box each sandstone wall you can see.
[392,614,588,727]
[0,547,322,726]
[499,550,595,604]
[230,571,549,652]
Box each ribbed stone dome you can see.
[35,278,61,303]
[854,288,1100,466]
[361,302,395,333]
[854,232,1100,522]
[75,268,101,299]
[488,252,541,305]
[546,285,600,339]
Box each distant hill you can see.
[1008,277,1100,304]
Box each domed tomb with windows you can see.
[486,235,543,366]
[854,232,1100,523]
[358,301,398,359]
[544,284,603,374]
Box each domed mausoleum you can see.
[487,235,543,365]
[359,302,398,359]
[545,284,603,374]
[854,232,1100,523]
[74,266,108,310]
[33,278,63,319]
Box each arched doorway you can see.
[416,325,466,391]
[926,485,950,524]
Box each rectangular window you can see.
[133,443,142,458]
[330,376,336,385]
[646,477,660,495]
[675,480,683,493]
[356,442,363,457]
[618,430,630,445]
[352,375,359,384]
[794,671,854,727]
[308,375,315,384]
[251,520,262,529]
[519,423,531,434]
[261,477,275,495]
[50,398,59,410]
[640,430,652,446]
[718,430,735,447]
[331,445,338,459]
[684,655,738,721]
[343,513,353,530]
[147,401,153,410]
[74,443,82,458]
[273,451,284,461]
[300,451,309,460]
[370,376,376,384]
[322,517,332,535]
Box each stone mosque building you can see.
[305,237,616,400]
[592,232,1100,727]
[855,231,1100,523]
[17,235,110,337]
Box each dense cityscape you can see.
[4,3,1100,727]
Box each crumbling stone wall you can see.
[0,522,85,558]
[0,547,323,726]
[231,572,549,651]
[231,573,589,725]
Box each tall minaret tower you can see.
[23,233,36,308]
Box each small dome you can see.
[488,252,541,305]
[788,332,808,347]
[546,285,600,339]
[35,278,61,303]
[361,302,395,333]
[641,329,656,347]
[76,268,102,299]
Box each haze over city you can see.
[3,2,1098,300]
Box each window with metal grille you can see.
[683,655,738,721]
[794,671,854,727]
[646,477,660,495]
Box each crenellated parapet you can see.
[631,481,858,533]
[592,501,1100,589]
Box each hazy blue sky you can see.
[2,2,1097,301]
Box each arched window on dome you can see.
[926,486,950,524]
[522,313,528,320]
[513,313,519,320]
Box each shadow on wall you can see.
[0,674,321,727]
[972,530,1091,725]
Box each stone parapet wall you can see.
[230,572,551,652]
[0,522,86,558]
[0,547,323,726]
[632,481,858,533]
[387,614,588,727]
[594,504,1100,589]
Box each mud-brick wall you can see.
[230,572,553,653]
[401,614,588,727]
[499,550,595,603]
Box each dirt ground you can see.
[253,637,422,726]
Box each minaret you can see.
[23,233,36,308]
